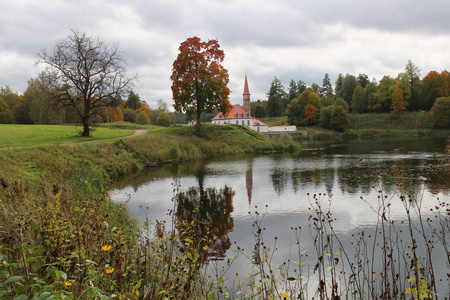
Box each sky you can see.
[1,0,450,109]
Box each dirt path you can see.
[66,129,148,144]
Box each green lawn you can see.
[0,124,134,148]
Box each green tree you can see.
[375,75,395,112]
[321,96,334,108]
[352,85,366,113]
[364,82,378,112]
[394,73,411,105]
[307,91,321,110]
[335,97,349,113]
[126,91,141,110]
[320,106,333,129]
[390,88,406,118]
[321,73,333,97]
[266,77,286,117]
[310,83,321,94]
[297,80,307,95]
[122,107,136,123]
[341,74,358,108]
[0,96,12,124]
[0,86,20,109]
[170,36,231,126]
[330,105,349,131]
[405,60,422,110]
[286,89,316,126]
[334,73,344,99]
[136,110,150,125]
[254,101,266,118]
[24,73,64,124]
[288,79,299,103]
[430,97,450,128]
[37,29,136,136]
[357,73,370,88]
[156,111,171,127]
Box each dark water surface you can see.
[112,136,449,297]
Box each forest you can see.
[1,60,449,130]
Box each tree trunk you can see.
[82,118,90,137]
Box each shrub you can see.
[122,107,136,123]
[156,111,171,127]
[330,105,349,131]
[320,106,332,129]
[335,97,349,113]
[430,97,450,128]
[136,111,150,125]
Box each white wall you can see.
[267,126,297,132]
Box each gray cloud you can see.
[1,0,449,107]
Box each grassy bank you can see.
[0,125,299,299]
[0,124,134,147]
[262,112,450,139]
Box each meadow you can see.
[0,124,134,148]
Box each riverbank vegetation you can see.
[0,125,300,299]
[1,125,449,299]
[262,111,450,139]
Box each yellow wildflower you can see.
[281,292,288,299]
[64,281,72,287]
[102,245,112,252]
[106,268,114,274]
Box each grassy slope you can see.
[0,124,300,297]
[0,124,134,147]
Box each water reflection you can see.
[111,137,449,296]
[175,186,235,261]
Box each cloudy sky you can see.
[1,0,449,108]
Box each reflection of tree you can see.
[246,161,253,205]
[175,186,234,261]
[271,168,289,195]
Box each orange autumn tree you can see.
[391,88,406,118]
[135,101,151,119]
[170,37,231,125]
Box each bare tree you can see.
[37,29,137,136]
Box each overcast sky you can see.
[1,0,449,108]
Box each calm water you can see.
[112,136,450,297]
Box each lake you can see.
[111,136,449,298]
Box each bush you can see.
[122,107,136,123]
[335,98,349,113]
[156,111,171,127]
[320,106,332,129]
[330,105,349,131]
[136,111,150,125]
[430,97,450,128]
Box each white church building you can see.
[211,74,296,133]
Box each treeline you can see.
[0,73,217,127]
[251,60,450,130]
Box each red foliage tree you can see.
[170,37,231,125]
[304,103,319,126]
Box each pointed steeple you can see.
[243,73,251,116]
[243,73,250,95]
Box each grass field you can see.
[0,124,135,147]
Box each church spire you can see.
[243,73,251,116]
[243,73,250,95]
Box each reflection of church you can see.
[212,74,269,132]
[246,160,253,205]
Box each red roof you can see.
[243,74,250,95]
[212,105,251,120]
[253,119,267,126]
